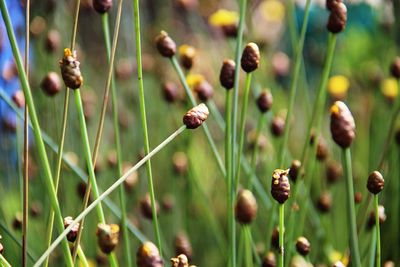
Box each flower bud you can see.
[390,57,400,79]
[262,251,276,267]
[174,232,193,260]
[172,152,188,175]
[326,161,342,184]
[194,80,213,102]
[64,216,79,242]
[257,90,273,113]
[30,201,42,218]
[137,241,163,267]
[271,227,279,250]
[235,189,258,224]
[316,192,332,213]
[326,0,342,11]
[219,59,235,90]
[271,116,285,137]
[12,213,22,230]
[179,45,196,70]
[271,169,290,204]
[93,0,113,14]
[155,31,176,58]
[316,137,329,161]
[367,205,386,229]
[289,160,301,182]
[367,171,384,194]
[295,236,310,256]
[41,72,62,96]
[140,194,160,220]
[241,42,260,73]
[45,29,61,53]
[354,191,363,204]
[183,103,209,129]
[59,48,83,89]
[96,223,120,254]
[12,90,25,108]
[171,254,189,267]
[162,194,175,212]
[330,101,355,148]
[162,81,181,103]
[327,2,347,34]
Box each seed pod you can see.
[45,29,61,53]
[41,72,62,96]
[222,24,238,38]
[271,116,285,137]
[172,152,188,175]
[219,59,235,90]
[174,232,193,260]
[257,90,273,113]
[289,160,301,182]
[179,45,196,70]
[271,228,279,250]
[122,163,139,192]
[140,194,159,220]
[59,48,83,89]
[30,201,42,218]
[367,171,384,194]
[155,31,176,58]
[93,0,113,14]
[390,57,400,79]
[330,101,355,148]
[326,0,342,11]
[183,103,209,129]
[171,254,189,267]
[262,251,276,267]
[384,261,395,267]
[367,205,386,229]
[354,191,362,204]
[235,189,258,224]
[241,42,260,73]
[115,58,134,81]
[12,213,22,230]
[271,169,290,204]
[316,137,329,161]
[194,80,213,102]
[162,194,175,212]
[326,161,343,184]
[162,81,180,103]
[137,241,163,267]
[316,192,332,213]
[12,90,25,108]
[333,261,345,267]
[295,236,310,256]
[327,2,347,34]
[64,216,79,242]
[96,223,120,254]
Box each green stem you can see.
[247,113,266,189]
[77,246,89,267]
[34,125,187,267]
[244,226,253,267]
[0,1,73,265]
[374,194,381,267]
[0,254,11,267]
[342,148,361,267]
[235,73,252,189]
[133,0,162,254]
[279,204,285,267]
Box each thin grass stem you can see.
[279,204,285,267]
[244,226,253,267]
[77,245,89,267]
[0,254,11,267]
[374,194,381,267]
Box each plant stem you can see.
[342,148,361,267]
[374,194,381,267]
[279,204,285,267]
[0,1,74,265]
[34,125,187,267]
[0,254,11,267]
[244,226,253,267]
[77,245,89,267]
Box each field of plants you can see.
[0,0,399,266]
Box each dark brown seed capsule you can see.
[316,137,329,161]
[354,191,362,204]
[12,213,22,230]
[41,72,62,96]
[179,45,196,70]
[367,171,384,194]
[289,160,301,182]
[219,59,236,90]
[333,261,345,267]
[162,81,180,103]
[257,90,273,113]
[295,236,310,256]
[271,169,290,204]
[59,48,83,89]
[122,163,139,192]
[12,90,25,108]
[137,241,163,267]
[172,152,188,175]
[367,205,386,229]
[174,232,193,260]
[327,2,347,34]
[222,24,238,38]
[96,223,120,254]
[390,57,400,79]
[162,194,175,212]
[241,42,260,73]
[271,116,285,137]
[235,189,258,224]
[262,251,276,267]
[330,101,355,148]
[140,194,159,220]
[45,29,61,53]
[326,161,343,184]
[326,0,342,11]
[171,254,189,267]
[271,228,279,250]
[316,192,332,213]
[29,201,42,218]
[64,216,79,242]
[115,58,134,81]
[93,0,113,14]
[194,80,213,102]
[183,103,209,129]
[155,31,176,58]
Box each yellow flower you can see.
[186,74,204,88]
[209,9,239,26]
[381,78,398,101]
[328,75,350,100]
[179,45,196,58]
[259,0,285,23]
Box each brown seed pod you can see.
[183,103,209,129]
[219,59,236,90]
[96,223,120,254]
[316,192,332,213]
[12,90,25,108]
[326,0,342,11]
[115,58,134,81]
[390,57,400,79]
[64,216,79,242]
[162,81,181,103]
[155,31,176,58]
[140,194,159,220]
[40,72,62,96]
[194,80,213,102]
[222,24,238,38]
[367,171,384,194]
[12,213,22,230]
[354,191,363,204]
[316,137,329,161]
[271,116,285,137]
[172,152,188,175]
[327,2,347,34]
[122,163,139,192]
[326,161,343,184]
[289,160,301,182]
[235,189,258,224]
[29,201,42,218]
[330,101,355,148]
[45,29,61,53]
[257,90,273,113]
[271,169,290,204]
[179,45,196,70]
[174,232,193,261]
[271,227,279,250]
[137,241,163,267]
[93,0,113,14]
[262,251,276,267]
[367,205,386,229]
[241,42,260,73]
[295,236,310,256]
[59,48,83,89]
[171,254,189,267]
[162,194,175,212]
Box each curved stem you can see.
[374,194,381,267]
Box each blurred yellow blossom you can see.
[209,9,239,26]
[381,78,398,101]
[186,74,204,88]
[259,0,285,23]
[328,75,350,100]
[179,45,196,58]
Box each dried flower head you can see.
[390,57,400,79]
[326,161,343,184]
[64,216,79,242]
[257,90,273,113]
[93,0,113,14]
[327,2,347,33]
[289,160,301,182]
[12,90,25,108]
[174,232,193,260]
[332,261,345,267]
[183,103,209,129]
[330,101,356,148]
[59,48,83,89]
[179,45,196,70]
[162,82,181,103]
[137,241,163,267]
[209,9,239,38]
[155,31,176,58]
[235,189,258,224]
[271,169,290,204]
[271,116,285,137]
[140,194,160,220]
[241,42,260,73]
[219,59,236,90]
[262,251,276,267]
[194,80,214,102]
[295,236,310,256]
[316,137,329,161]
[367,205,386,229]
[367,171,384,195]
[171,254,189,267]
[316,192,332,213]
[45,29,61,53]
[41,72,62,96]
[354,191,363,204]
[96,223,120,254]
[172,152,188,175]
[12,212,22,230]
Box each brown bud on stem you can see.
[289,160,301,182]
[183,103,209,129]
[171,254,189,267]
[271,116,285,137]
[140,194,159,220]
[59,48,83,89]
[241,42,260,73]
[390,57,400,79]
[64,216,79,242]
[219,59,235,90]
[41,72,62,96]
[155,31,176,58]
[162,82,180,103]
[96,223,120,254]
[330,101,355,148]
[271,169,290,204]
[327,2,347,33]
[367,205,386,229]
[194,80,213,102]
[235,189,258,224]
[174,232,193,260]
[179,45,196,70]
[326,161,343,184]
[316,192,332,213]
[367,171,384,194]
[137,241,163,267]
[257,90,273,113]
[93,0,113,14]
[295,236,310,256]
[262,251,276,267]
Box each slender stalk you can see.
[374,194,381,267]
[247,114,266,189]
[0,1,74,265]
[77,246,89,267]
[279,204,285,267]
[244,226,253,267]
[0,254,11,267]
[342,148,361,267]
[133,0,162,254]
[234,73,252,189]
[34,125,187,267]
